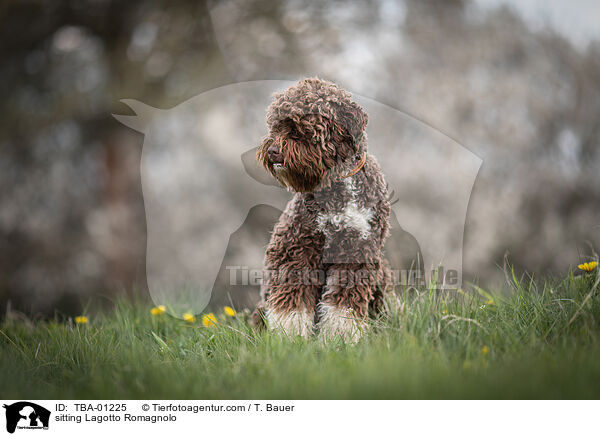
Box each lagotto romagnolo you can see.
[253,77,393,342]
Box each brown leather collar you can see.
[342,153,367,178]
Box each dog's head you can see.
[257,77,368,193]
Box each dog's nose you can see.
[267,144,283,164]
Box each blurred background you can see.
[1,0,599,316]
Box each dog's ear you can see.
[339,100,368,146]
[332,100,368,160]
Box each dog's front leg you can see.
[317,264,373,343]
[261,216,323,338]
[265,277,319,339]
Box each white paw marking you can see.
[266,308,314,338]
[317,302,367,343]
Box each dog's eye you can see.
[289,125,300,139]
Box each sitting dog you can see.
[253,77,392,342]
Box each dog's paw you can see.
[265,308,314,338]
[317,302,368,344]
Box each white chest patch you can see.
[316,200,374,239]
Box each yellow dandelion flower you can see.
[224,306,236,317]
[578,261,598,272]
[183,313,196,323]
[151,305,166,316]
[486,299,494,305]
[202,313,217,327]
[481,345,490,356]
[74,316,88,324]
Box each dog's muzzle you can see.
[267,144,284,169]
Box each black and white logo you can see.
[3,402,50,434]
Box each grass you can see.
[1,268,599,399]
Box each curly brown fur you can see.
[254,77,392,342]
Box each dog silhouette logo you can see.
[3,402,50,433]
